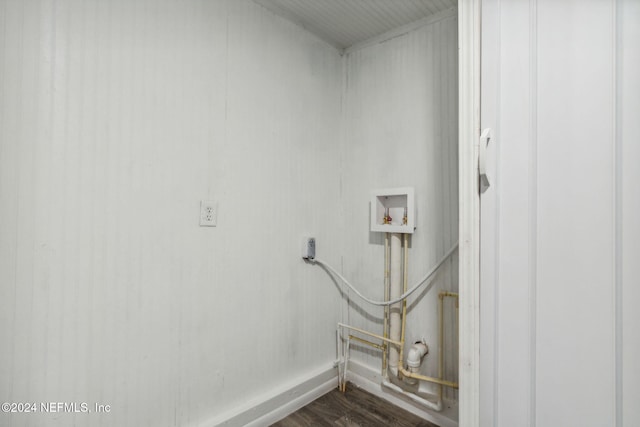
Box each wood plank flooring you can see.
[271,383,440,427]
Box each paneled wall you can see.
[0,1,461,425]
[480,0,640,426]
[340,12,459,400]
[0,1,343,426]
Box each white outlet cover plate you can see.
[200,200,218,227]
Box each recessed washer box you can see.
[370,187,415,234]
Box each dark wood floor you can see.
[271,383,440,427]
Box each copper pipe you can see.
[382,233,390,375]
[349,335,386,351]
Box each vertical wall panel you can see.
[481,0,639,426]
[536,2,615,426]
[478,0,500,423]
[621,1,640,425]
[0,1,342,426]
[341,13,459,400]
[480,0,537,425]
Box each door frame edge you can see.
[458,0,482,426]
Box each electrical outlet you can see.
[302,237,316,260]
[200,201,218,227]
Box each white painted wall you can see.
[0,1,462,425]
[480,0,640,426]
[340,12,459,401]
[0,1,343,426]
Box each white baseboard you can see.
[200,361,457,427]
[202,365,338,427]
[347,360,459,427]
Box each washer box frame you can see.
[370,187,416,234]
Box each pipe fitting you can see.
[404,341,428,386]
[406,341,429,369]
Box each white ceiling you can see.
[253,0,457,50]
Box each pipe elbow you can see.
[406,342,429,368]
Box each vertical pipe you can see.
[383,233,390,375]
[456,297,459,401]
[336,326,342,390]
[439,294,444,401]
[388,233,402,372]
[343,337,351,392]
[398,234,409,376]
